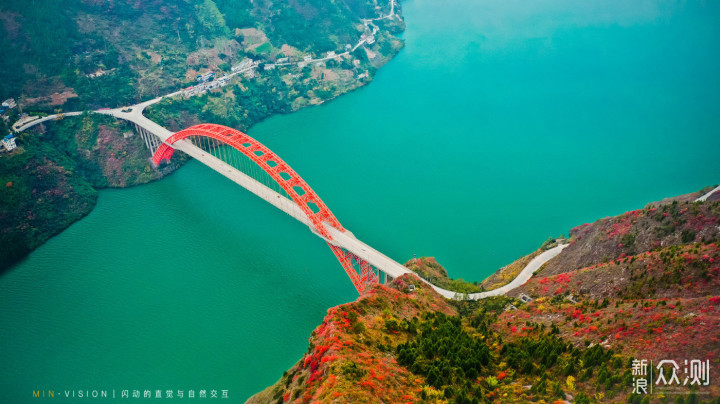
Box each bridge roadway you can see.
[99,103,568,299]
[13,111,84,132]
[20,97,568,300]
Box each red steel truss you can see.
[153,124,380,294]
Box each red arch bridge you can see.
[34,105,568,299]
[151,123,436,295]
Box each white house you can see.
[2,99,16,109]
[2,134,17,152]
[183,86,196,97]
[232,58,255,72]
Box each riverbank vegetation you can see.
[0,0,401,112]
[405,256,485,294]
[0,114,181,271]
[144,28,403,131]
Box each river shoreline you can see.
[1,7,407,273]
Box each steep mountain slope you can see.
[0,0,399,110]
[0,114,184,271]
[540,187,720,277]
[250,189,720,403]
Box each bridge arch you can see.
[153,124,381,293]
[154,124,344,239]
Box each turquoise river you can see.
[1,0,719,401]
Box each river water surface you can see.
[2,0,719,401]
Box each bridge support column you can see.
[135,123,161,156]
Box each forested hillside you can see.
[0,0,397,110]
[249,190,720,403]
[0,114,185,271]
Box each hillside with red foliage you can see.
[249,191,720,403]
[542,198,720,277]
[248,276,456,403]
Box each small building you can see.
[297,62,307,69]
[366,36,376,45]
[326,51,336,58]
[196,71,215,82]
[264,64,275,71]
[2,134,17,152]
[276,57,289,64]
[518,293,532,303]
[303,55,312,62]
[2,98,16,109]
[232,58,255,72]
[345,44,352,50]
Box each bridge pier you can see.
[135,123,162,156]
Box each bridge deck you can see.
[20,98,567,300]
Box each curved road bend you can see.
[466,244,568,300]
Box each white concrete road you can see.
[696,185,720,202]
[466,244,568,299]
[12,111,83,132]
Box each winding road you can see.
[465,244,568,299]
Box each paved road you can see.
[696,185,720,202]
[96,96,176,141]
[14,0,396,133]
[12,112,84,132]
[466,244,568,299]
[365,0,396,22]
